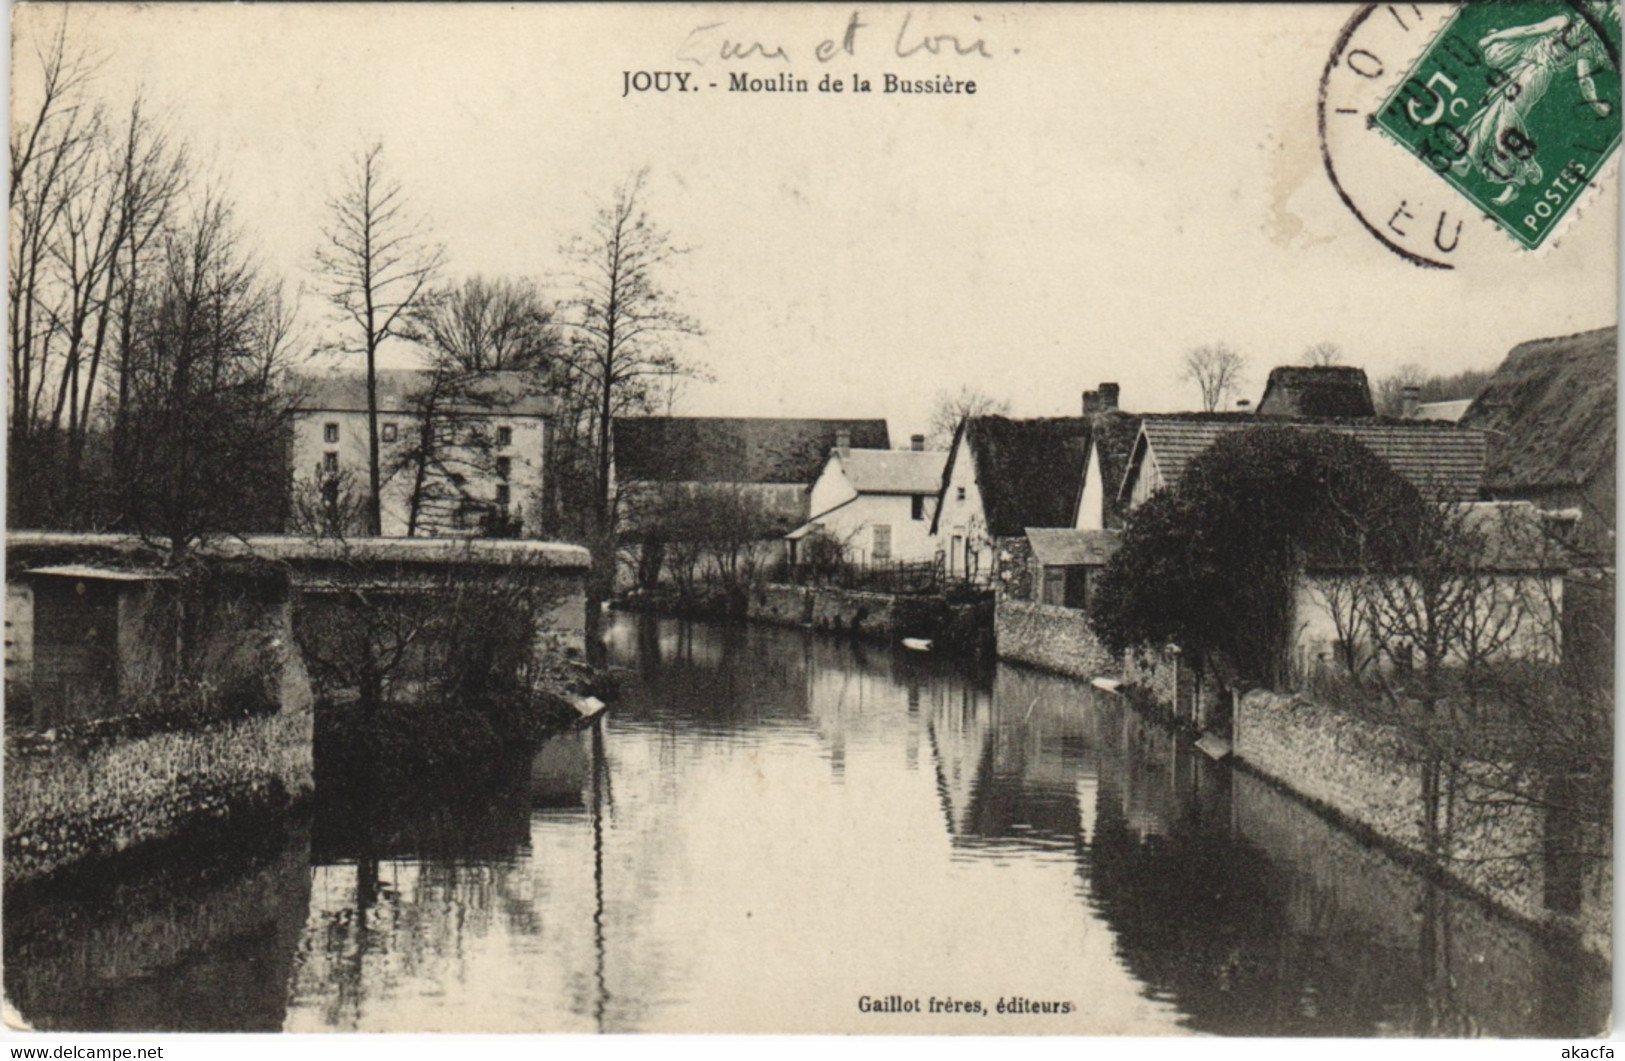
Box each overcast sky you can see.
[14,3,1618,439]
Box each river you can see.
[3,614,1609,1035]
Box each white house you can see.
[291,369,553,537]
[786,435,947,565]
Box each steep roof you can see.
[1089,411,1143,528]
[1460,326,1617,493]
[1122,414,1487,502]
[937,416,1093,538]
[1026,527,1121,567]
[836,447,947,495]
[1256,366,1376,418]
[295,369,554,417]
[614,417,890,485]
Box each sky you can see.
[11,3,1619,441]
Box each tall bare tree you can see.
[1182,342,1247,412]
[119,191,300,555]
[9,21,189,528]
[926,385,1010,448]
[314,142,445,535]
[558,168,704,577]
[411,275,561,373]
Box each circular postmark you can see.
[1320,2,1621,269]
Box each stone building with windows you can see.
[290,369,553,537]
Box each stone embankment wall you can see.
[744,584,991,651]
[993,599,1116,681]
[1235,688,1611,959]
[4,604,315,887]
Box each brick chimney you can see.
[835,428,851,456]
[1098,382,1120,411]
[1082,389,1101,415]
[1402,385,1421,419]
[910,434,925,451]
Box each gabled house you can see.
[786,435,947,565]
[930,414,1094,581]
[1460,325,1616,685]
[1460,326,1616,554]
[291,369,553,538]
[612,416,891,535]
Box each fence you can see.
[772,558,957,596]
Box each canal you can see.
[3,614,1609,1035]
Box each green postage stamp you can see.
[1374,1,1622,250]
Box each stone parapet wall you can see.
[1235,688,1611,959]
[4,630,315,887]
[745,585,992,652]
[993,599,1116,681]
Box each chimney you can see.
[910,434,925,451]
[1236,398,1252,411]
[1081,390,1101,416]
[835,428,851,456]
[1098,382,1120,411]
[1402,385,1421,419]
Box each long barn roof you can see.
[1122,414,1487,502]
[614,417,890,485]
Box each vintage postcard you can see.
[3,0,1617,1047]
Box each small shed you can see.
[11,565,175,727]
[1024,528,1120,609]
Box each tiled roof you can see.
[295,369,554,416]
[1256,366,1376,418]
[938,416,1093,538]
[1461,326,1616,493]
[614,417,890,485]
[837,448,947,494]
[1025,527,1121,567]
[1124,414,1487,502]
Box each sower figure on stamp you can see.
[1452,1,1620,204]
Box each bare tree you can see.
[926,385,1009,448]
[410,274,561,373]
[314,142,446,535]
[1181,343,1247,412]
[1301,341,1344,366]
[119,191,300,556]
[558,168,705,584]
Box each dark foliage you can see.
[1089,426,1424,686]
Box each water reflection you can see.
[3,614,1609,1034]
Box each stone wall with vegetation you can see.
[746,584,992,652]
[1235,688,1610,958]
[994,599,1116,681]
[4,606,314,887]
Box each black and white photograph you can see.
[2,1,1617,1043]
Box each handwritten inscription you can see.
[675,10,996,67]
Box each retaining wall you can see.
[993,599,1116,681]
[745,584,991,651]
[1235,688,1611,959]
[4,604,315,887]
